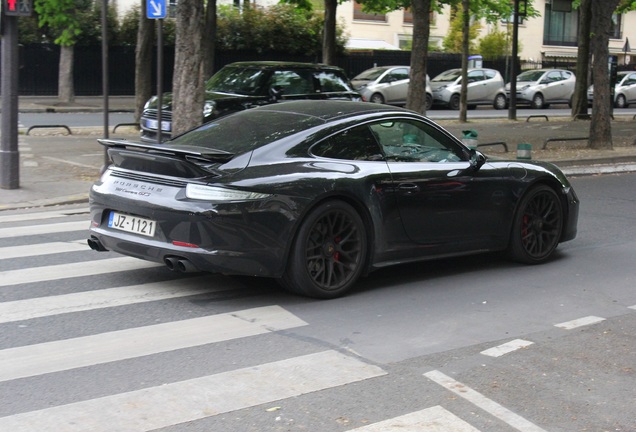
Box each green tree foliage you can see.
[33,0,83,46]
[117,5,177,46]
[216,4,346,56]
[442,10,481,53]
[478,28,507,59]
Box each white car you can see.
[587,71,636,108]
[351,65,433,110]
[506,69,576,109]
[430,68,507,110]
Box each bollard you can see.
[461,129,479,150]
[516,143,532,160]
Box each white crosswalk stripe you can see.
[0,210,488,431]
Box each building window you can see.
[353,2,386,22]
[610,14,623,39]
[402,8,435,26]
[543,3,578,46]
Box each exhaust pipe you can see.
[177,259,198,273]
[87,237,108,252]
[164,256,180,271]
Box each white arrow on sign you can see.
[148,0,165,18]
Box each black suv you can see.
[140,61,361,142]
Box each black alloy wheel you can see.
[281,200,367,299]
[508,185,563,264]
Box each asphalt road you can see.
[1,172,635,431]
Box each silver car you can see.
[430,68,507,110]
[587,71,636,108]
[351,65,433,110]
[506,69,576,109]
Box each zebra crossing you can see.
[0,207,525,431]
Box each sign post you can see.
[1,0,32,190]
[147,0,166,144]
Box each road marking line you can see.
[0,257,162,287]
[0,276,214,324]
[43,156,100,169]
[0,350,385,432]
[480,339,534,358]
[628,305,636,311]
[554,316,606,330]
[0,208,89,224]
[0,305,308,382]
[347,406,480,431]
[0,240,87,259]
[0,220,88,238]
[424,370,548,432]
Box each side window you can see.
[369,120,464,163]
[626,74,636,85]
[392,68,409,81]
[271,70,313,95]
[314,71,352,92]
[467,71,484,83]
[484,70,496,79]
[312,125,383,161]
[547,72,561,83]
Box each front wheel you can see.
[370,93,385,104]
[508,185,563,264]
[494,93,507,110]
[281,201,367,298]
[615,94,627,108]
[449,94,460,110]
[425,93,433,111]
[531,93,545,109]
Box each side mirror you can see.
[469,149,486,170]
[269,85,283,102]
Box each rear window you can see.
[168,109,324,153]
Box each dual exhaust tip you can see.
[88,237,198,274]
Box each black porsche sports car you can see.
[88,101,579,299]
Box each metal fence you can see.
[4,44,515,96]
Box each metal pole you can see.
[508,0,519,121]
[0,15,20,189]
[156,19,163,144]
[102,0,110,166]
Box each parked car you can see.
[430,68,507,110]
[506,69,576,109]
[351,65,433,110]
[89,100,579,299]
[587,71,636,108]
[140,61,361,142]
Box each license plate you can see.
[145,119,171,132]
[108,211,156,237]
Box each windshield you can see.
[353,67,389,81]
[205,66,268,96]
[432,69,460,83]
[168,110,324,154]
[517,70,546,82]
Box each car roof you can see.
[253,100,412,121]
[224,61,345,72]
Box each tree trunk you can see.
[405,0,431,114]
[135,0,154,124]
[459,0,469,122]
[202,0,217,80]
[571,0,591,120]
[322,0,337,65]
[58,45,75,104]
[172,0,205,136]
[589,0,621,149]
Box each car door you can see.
[381,67,410,104]
[543,71,568,101]
[369,119,508,254]
[466,70,487,103]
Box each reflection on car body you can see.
[90,101,579,299]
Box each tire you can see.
[449,94,460,110]
[425,93,433,111]
[508,185,563,265]
[531,93,545,109]
[494,93,507,110]
[281,200,367,299]
[370,93,385,104]
[615,94,627,109]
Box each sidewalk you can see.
[1,96,635,211]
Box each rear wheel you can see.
[370,93,385,104]
[615,94,627,108]
[281,201,367,299]
[508,185,563,264]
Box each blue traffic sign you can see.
[147,0,166,19]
